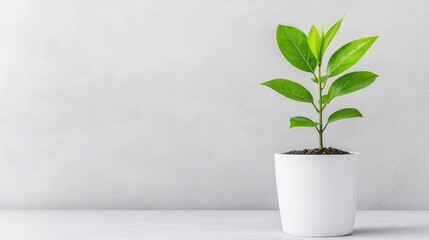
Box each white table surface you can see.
[0,211,427,239]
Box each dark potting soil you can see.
[283,147,351,155]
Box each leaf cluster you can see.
[262,18,378,137]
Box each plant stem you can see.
[317,65,324,150]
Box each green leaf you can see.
[320,94,330,105]
[321,27,325,40]
[261,79,314,103]
[326,71,378,103]
[311,77,318,84]
[319,27,325,60]
[328,108,363,124]
[307,25,322,61]
[276,25,317,73]
[326,36,378,77]
[321,18,342,56]
[290,116,319,129]
[311,75,328,84]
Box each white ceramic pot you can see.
[275,153,359,237]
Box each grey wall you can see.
[0,0,427,209]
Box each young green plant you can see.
[262,18,378,150]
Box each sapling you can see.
[262,18,378,152]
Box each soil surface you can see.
[283,147,351,155]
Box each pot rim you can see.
[275,152,359,157]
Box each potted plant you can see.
[261,18,378,237]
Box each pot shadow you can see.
[351,225,428,238]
